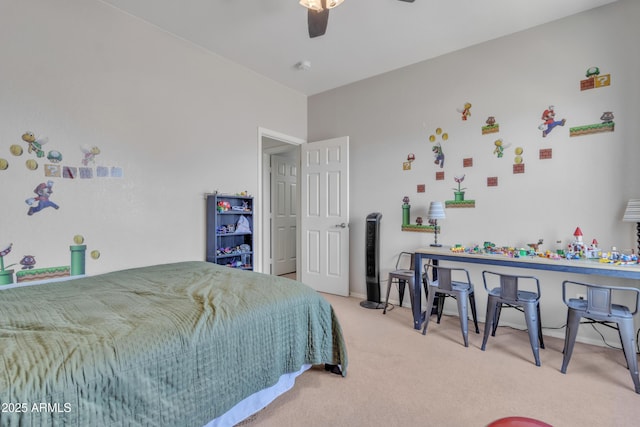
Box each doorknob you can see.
[335,223,347,228]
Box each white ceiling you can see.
[100,0,617,96]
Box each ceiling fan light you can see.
[326,0,345,9]
[299,0,324,12]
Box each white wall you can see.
[0,0,306,274]
[309,0,640,345]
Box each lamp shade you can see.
[300,0,344,11]
[623,199,640,222]
[427,201,446,220]
[299,0,323,11]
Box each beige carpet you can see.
[239,294,640,426]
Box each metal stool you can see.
[481,271,544,366]
[383,252,416,314]
[560,280,640,394]
[421,262,480,347]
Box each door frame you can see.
[256,127,305,274]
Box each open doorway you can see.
[257,128,304,278]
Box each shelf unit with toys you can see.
[205,192,254,270]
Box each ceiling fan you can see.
[300,0,415,38]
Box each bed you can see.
[0,261,347,426]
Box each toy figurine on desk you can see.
[584,239,601,259]
[566,227,586,259]
[600,247,639,264]
[527,239,544,254]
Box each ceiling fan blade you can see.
[398,0,415,2]
[308,8,329,38]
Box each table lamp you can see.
[622,199,640,254]
[427,201,446,247]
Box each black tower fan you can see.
[361,212,384,309]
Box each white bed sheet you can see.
[204,364,311,427]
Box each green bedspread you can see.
[0,261,347,426]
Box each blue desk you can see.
[411,246,640,330]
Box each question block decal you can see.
[44,164,61,178]
[581,74,611,91]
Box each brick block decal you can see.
[539,148,552,159]
[513,163,525,174]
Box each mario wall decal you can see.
[25,180,60,215]
[538,105,566,137]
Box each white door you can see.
[271,153,297,275]
[300,137,349,296]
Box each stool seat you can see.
[392,269,414,278]
[565,298,632,318]
[486,288,538,303]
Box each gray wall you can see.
[309,0,640,344]
[0,0,307,273]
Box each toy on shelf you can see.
[217,200,231,212]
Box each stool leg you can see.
[455,291,469,347]
[537,303,545,349]
[482,296,497,351]
[469,291,480,334]
[561,309,580,373]
[383,276,393,314]
[422,286,437,335]
[436,294,445,324]
[492,303,502,336]
[523,303,541,366]
[398,280,406,307]
[618,318,640,394]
